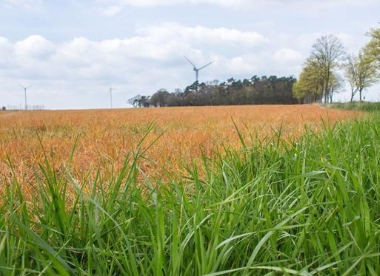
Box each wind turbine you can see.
[19,83,32,110]
[109,85,117,109]
[184,56,214,85]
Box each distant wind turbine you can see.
[109,85,117,109]
[184,56,214,85]
[19,83,32,110]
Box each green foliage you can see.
[328,101,380,112]
[365,26,380,69]
[344,51,379,102]
[2,115,380,275]
[148,75,297,107]
[292,59,324,102]
[295,35,346,104]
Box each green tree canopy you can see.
[294,35,346,104]
[344,51,379,102]
[309,35,346,103]
[364,26,380,69]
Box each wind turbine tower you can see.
[184,56,214,84]
[109,85,117,109]
[19,84,32,110]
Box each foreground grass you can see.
[1,115,380,275]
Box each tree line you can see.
[129,25,380,107]
[129,75,297,107]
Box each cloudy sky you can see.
[0,0,379,109]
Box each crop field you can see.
[0,105,359,196]
[3,104,380,275]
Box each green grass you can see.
[327,101,380,112]
[1,113,380,275]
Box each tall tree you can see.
[128,94,143,108]
[364,26,380,69]
[293,58,325,103]
[150,89,170,107]
[344,51,379,102]
[309,35,346,103]
[345,54,359,102]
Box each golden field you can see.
[0,105,360,197]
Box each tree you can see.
[293,59,325,103]
[344,51,379,102]
[345,54,360,102]
[364,26,380,69]
[150,89,170,107]
[309,35,346,103]
[128,94,143,108]
[138,96,150,107]
[327,73,344,103]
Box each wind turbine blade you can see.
[184,56,196,68]
[198,60,215,71]
[18,83,32,89]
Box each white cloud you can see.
[0,37,13,67]
[226,56,258,75]
[139,23,267,49]
[3,0,43,10]
[273,48,303,65]
[15,35,55,60]
[95,5,123,16]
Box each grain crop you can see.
[0,105,359,197]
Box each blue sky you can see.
[0,0,379,109]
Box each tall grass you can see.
[1,114,380,275]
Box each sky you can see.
[0,0,379,109]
